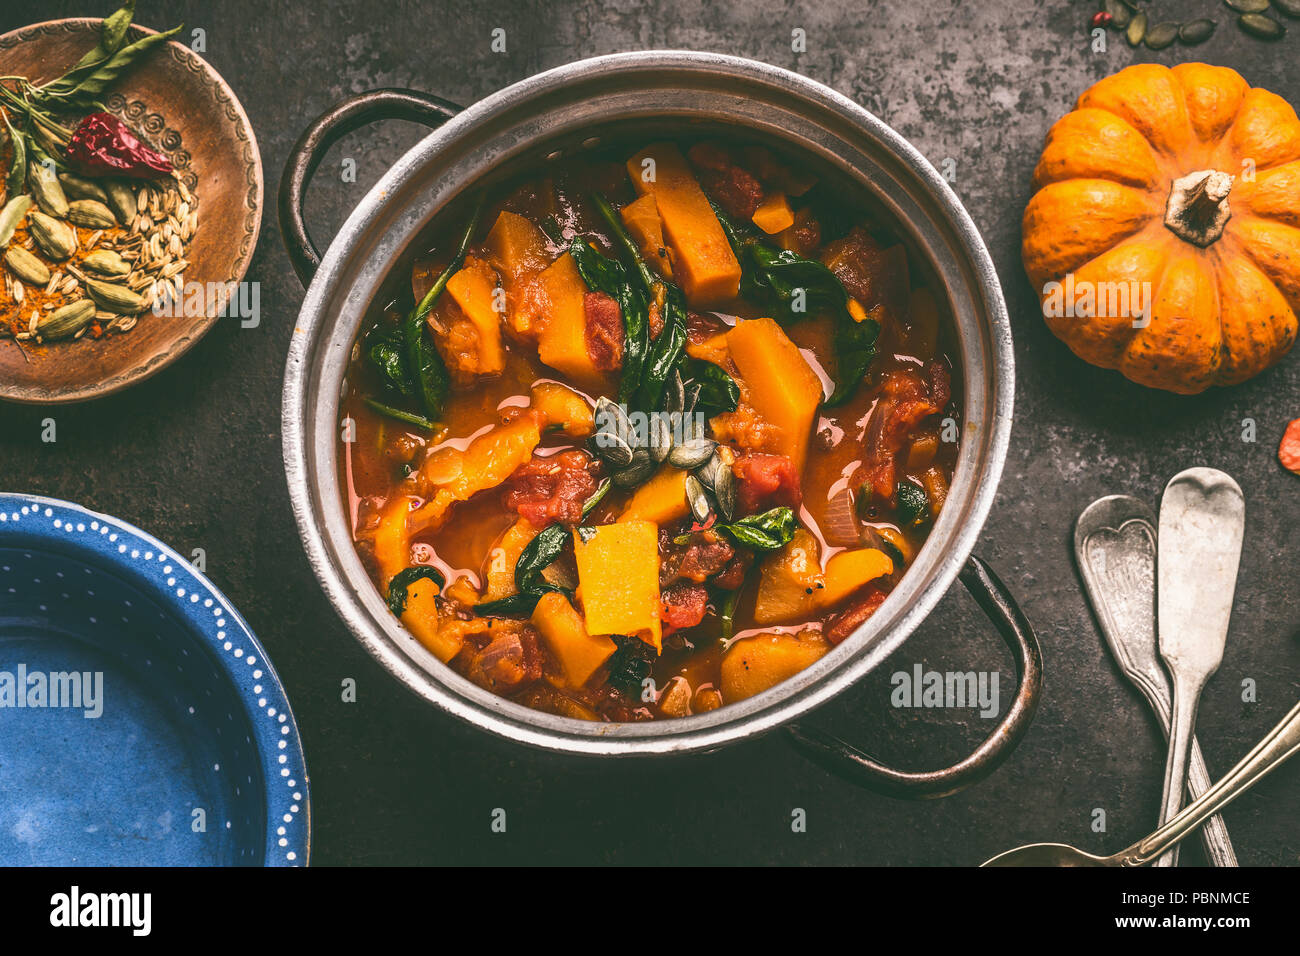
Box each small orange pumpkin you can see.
[1022,64,1300,394]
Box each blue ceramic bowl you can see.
[0,494,309,866]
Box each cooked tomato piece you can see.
[661,531,735,586]
[462,624,544,693]
[686,310,727,344]
[583,291,624,372]
[687,142,764,220]
[856,361,950,501]
[661,581,709,630]
[733,453,803,514]
[503,449,599,527]
[821,227,909,315]
[825,587,889,645]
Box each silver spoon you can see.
[983,698,1300,866]
[1074,495,1237,866]
[1153,468,1245,866]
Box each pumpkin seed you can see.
[596,430,634,469]
[86,278,146,315]
[685,474,712,524]
[103,181,137,225]
[1126,11,1147,45]
[4,246,51,287]
[668,437,717,470]
[1225,0,1269,13]
[57,172,110,204]
[1238,12,1286,37]
[1179,19,1217,44]
[27,161,69,218]
[0,195,33,246]
[663,370,685,415]
[1104,0,1131,29]
[66,200,118,229]
[1144,21,1180,48]
[28,211,77,260]
[647,414,671,463]
[1273,0,1300,19]
[711,465,736,521]
[82,249,131,278]
[611,448,654,487]
[37,300,95,340]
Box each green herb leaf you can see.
[37,24,185,110]
[715,506,797,552]
[635,284,687,411]
[605,634,656,693]
[386,566,446,617]
[1,110,27,199]
[681,357,739,418]
[895,481,930,528]
[826,312,881,406]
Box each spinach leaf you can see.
[475,479,611,617]
[364,398,437,431]
[386,566,446,617]
[570,237,649,405]
[605,635,656,694]
[364,324,414,397]
[714,506,797,552]
[895,481,930,528]
[711,202,880,406]
[681,357,739,418]
[402,196,483,420]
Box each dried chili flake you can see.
[65,113,173,180]
[1279,419,1300,476]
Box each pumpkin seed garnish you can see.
[648,414,672,463]
[685,474,712,524]
[1179,19,1217,44]
[4,246,51,287]
[611,448,654,487]
[596,430,634,469]
[1225,0,1270,13]
[668,437,717,470]
[0,195,33,246]
[1126,11,1148,45]
[37,300,96,340]
[1238,11,1286,37]
[1144,21,1181,48]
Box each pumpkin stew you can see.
[341,139,959,720]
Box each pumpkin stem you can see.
[1165,169,1234,248]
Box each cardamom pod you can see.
[103,181,138,225]
[0,195,33,246]
[66,199,118,229]
[28,211,77,261]
[86,278,146,315]
[37,300,96,340]
[82,249,131,278]
[4,246,51,287]
[27,161,69,218]
[58,172,110,204]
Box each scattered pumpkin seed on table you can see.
[1127,11,1148,46]
[1273,0,1300,19]
[1144,21,1181,49]
[1238,12,1286,37]
[1104,0,1131,29]
[1225,0,1270,13]
[1180,19,1217,44]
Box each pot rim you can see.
[283,50,1014,756]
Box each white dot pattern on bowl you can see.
[0,500,309,865]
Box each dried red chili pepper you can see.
[1279,419,1300,476]
[64,112,173,180]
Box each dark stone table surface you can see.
[3,0,1297,865]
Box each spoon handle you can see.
[1123,698,1300,866]
[1153,676,1203,866]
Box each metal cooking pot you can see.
[280,51,1038,796]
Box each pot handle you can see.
[278,88,462,287]
[787,555,1043,799]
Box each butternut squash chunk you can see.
[481,518,541,602]
[721,631,830,701]
[531,591,617,687]
[444,255,505,376]
[573,520,662,651]
[536,252,608,391]
[724,316,823,471]
[752,191,795,234]
[620,193,674,280]
[754,528,893,625]
[401,576,463,663]
[374,495,416,584]
[529,381,594,437]
[485,210,550,285]
[626,142,741,306]
[619,464,689,525]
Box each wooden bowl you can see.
[0,18,262,404]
